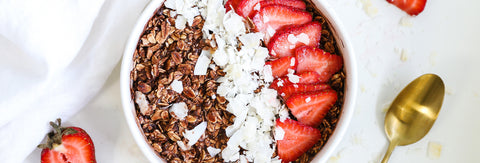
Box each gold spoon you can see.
[381,74,445,163]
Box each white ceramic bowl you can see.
[120,0,357,162]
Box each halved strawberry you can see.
[295,46,343,82]
[286,89,338,127]
[269,71,322,90]
[276,119,321,163]
[278,83,330,100]
[236,0,263,18]
[268,21,322,58]
[260,0,307,10]
[266,56,297,78]
[38,119,96,163]
[252,5,312,42]
[225,0,242,12]
[387,0,426,16]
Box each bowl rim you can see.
[120,0,357,162]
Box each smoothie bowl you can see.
[120,0,357,162]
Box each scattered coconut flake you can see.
[177,141,189,151]
[280,93,285,97]
[194,50,211,75]
[305,97,311,103]
[170,80,183,93]
[175,15,187,30]
[290,57,296,66]
[297,33,310,44]
[224,11,246,36]
[427,141,442,159]
[400,49,408,62]
[278,108,289,122]
[207,147,221,157]
[400,16,413,27]
[275,127,285,140]
[164,0,176,10]
[359,0,378,17]
[135,91,150,115]
[287,73,300,83]
[184,122,207,146]
[276,79,284,87]
[170,11,177,17]
[429,52,437,66]
[212,94,216,99]
[293,83,298,88]
[169,102,188,120]
[263,65,274,83]
[287,34,298,44]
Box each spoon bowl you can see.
[381,74,445,163]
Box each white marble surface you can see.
[25,0,480,162]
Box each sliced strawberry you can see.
[268,21,322,58]
[39,119,96,163]
[236,0,263,18]
[252,5,312,42]
[260,0,306,10]
[387,0,426,16]
[225,0,243,12]
[286,89,338,127]
[295,46,343,82]
[276,119,321,163]
[266,56,297,78]
[278,83,330,100]
[269,71,322,90]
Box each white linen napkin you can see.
[0,0,149,162]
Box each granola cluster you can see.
[131,7,234,162]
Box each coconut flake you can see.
[297,33,310,44]
[290,57,296,66]
[275,127,285,140]
[194,50,211,75]
[169,102,188,120]
[287,34,298,44]
[287,74,300,83]
[177,141,189,151]
[164,0,176,10]
[184,122,207,146]
[207,147,221,157]
[170,80,183,93]
[175,15,187,30]
[135,91,150,115]
[263,65,273,83]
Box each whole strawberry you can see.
[38,119,96,163]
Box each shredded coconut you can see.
[135,91,150,115]
[184,122,207,146]
[170,80,183,93]
[275,127,285,140]
[207,147,222,157]
[169,102,188,120]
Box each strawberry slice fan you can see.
[227,0,346,162]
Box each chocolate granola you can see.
[130,1,346,162]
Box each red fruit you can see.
[236,0,263,18]
[278,83,330,100]
[39,119,96,163]
[276,119,321,163]
[269,71,322,90]
[386,0,427,16]
[260,0,306,10]
[286,89,338,127]
[268,21,322,58]
[252,5,312,42]
[266,56,297,78]
[225,0,242,12]
[295,46,343,82]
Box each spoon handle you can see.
[381,140,398,163]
